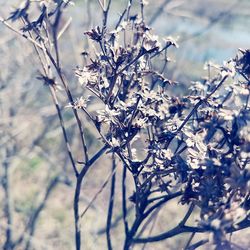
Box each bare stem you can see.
[106,154,116,250]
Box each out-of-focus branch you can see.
[2,147,14,250]
[148,0,172,26]
[179,0,243,43]
[23,176,60,250]
[0,17,43,49]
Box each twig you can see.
[122,164,129,236]
[106,153,116,250]
[102,0,112,32]
[57,17,72,40]
[80,154,116,218]
[74,145,108,250]
[49,85,79,176]
[96,206,133,235]
[0,17,43,49]
[179,203,195,227]
[184,232,196,249]
[133,226,205,244]
[141,208,159,250]
[143,191,183,219]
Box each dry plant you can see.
[1,0,250,250]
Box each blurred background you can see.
[0,0,250,249]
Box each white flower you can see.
[187,146,207,170]
[141,0,149,5]
[187,156,200,169]
[131,148,138,159]
[110,138,119,147]
[143,32,161,52]
[165,116,182,132]
[117,98,137,111]
[184,129,207,153]
[76,67,99,86]
[232,84,249,95]
[189,81,207,92]
[39,0,53,7]
[100,77,110,89]
[163,36,179,48]
[162,149,173,160]
[97,106,120,125]
[110,21,128,34]
[218,108,237,121]
[134,117,148,128]
[223,60,236,77]
[157,103,170,120]
[67,96,90,109]
[138,57,148,70]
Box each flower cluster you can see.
[78,20,250,244]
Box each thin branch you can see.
[57,17,72,40]
[133,226,205,244]
[0,17,43,49]
[97,206,133,235]
[80,155,116,218]
[8,17,79,178]
[186,239,209,250]
[74,144,108,250]
[141,208,159,250]
[143,191,182,219]
[102,0,112,32]
[179,203,195,227]
[49,85,79,176]
[43,45,89,165]
[97,0,105,11]
[134,214,250,245]
[23,176,59,250]
[137,206,161,239]
[106,154,116,250]
[122,164,129,236]
[123,191,182,249]
[13,157,70,248]
[184,232,196,250]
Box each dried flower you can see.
[76,67,99,86]
[163,36,179,48]
[67,96,90,109]
[84,26,103,42]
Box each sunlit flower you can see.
[76,67,99,86]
